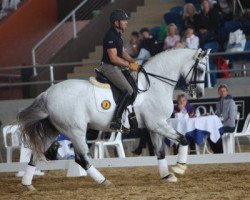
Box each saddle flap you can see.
[95,69,109,83]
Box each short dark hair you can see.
[185,26,194,30]
[131,31,139,37]
[140,27,150,34]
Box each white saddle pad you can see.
[92,86,116,112]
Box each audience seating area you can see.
[68,0,250,83]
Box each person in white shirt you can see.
[184,27,199,49]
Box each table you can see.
[167,115,223,145]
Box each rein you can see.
[137,67,177,92]
[137,57,203,93]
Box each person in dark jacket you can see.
[196,0,220,47]
[136,27,161,64]
[182,3,199,31]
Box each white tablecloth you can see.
[167,115,223,144]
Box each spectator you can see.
[172,93,197,154]
[196,0,220,48]
[208,84,236,153]
[163,23,180,49]
[217,84,237,132]
[125,31,140,58]
[183,27,199,49]
[174,93,196,118]
[215,0,234,24]
[182,3,198,31]
[136,27,160,64]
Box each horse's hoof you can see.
[162,173,178,183]
[171,163,187,175]
[24,185,37,192]
[100,179,114,187]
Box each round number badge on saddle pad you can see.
[101,100,111,110]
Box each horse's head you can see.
[182,49,211,99]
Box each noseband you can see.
[183,52,207,96]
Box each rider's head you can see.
[110,9,129,31]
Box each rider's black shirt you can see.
[102,27,123,65]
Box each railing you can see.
[0,50,250,88]
[0,61,99,87]
[31,0,110,74]
[206,50,250,87]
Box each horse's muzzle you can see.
[196,91,203,99]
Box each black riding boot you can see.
[110,91,131,130]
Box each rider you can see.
[100,9,139,130]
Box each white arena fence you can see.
[1,154,250,174]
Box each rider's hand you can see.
[129,62,139,71]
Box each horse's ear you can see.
[204,49,211,57]
[193,48,202,60]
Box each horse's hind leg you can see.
[70,129,112,187]
[150,132,177,182]
[21,136,58,191]
[21,154,38,191]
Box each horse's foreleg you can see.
[71,131,113,187]
[150,132,177,182]
[153,120,189,175]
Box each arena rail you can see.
[1,153,250,174]
[0,50,250,88]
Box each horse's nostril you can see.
[196,91,203,99]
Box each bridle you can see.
[137,49,208,97]
[183,51,208,97]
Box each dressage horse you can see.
[18,48,210,190]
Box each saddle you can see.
[94,68,138,104]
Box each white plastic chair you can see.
[234,113,250,152]
[203,112,240,154]
[202,136,213,154]
[2,125,21,162]
[221,112,240,154]
[94,132,125,159]
[87,131,109,157]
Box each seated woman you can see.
[163,23,180,50]
[172,93,196,154]
[208,84,236,153]
[174,93,196,118]
[196,0,220,48]
[182,3,198,31]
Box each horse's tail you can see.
[17,92,59,159]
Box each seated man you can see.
[136,27,161,65]
[208,84,236,153]
[124,31,140,58]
